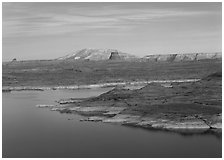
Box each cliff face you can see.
[144,54,177,62]
[197,53,222,60]
[109,52,121,60]
[143,52,222,62]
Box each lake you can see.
[2,89,222,158]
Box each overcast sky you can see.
[2,2,222,61]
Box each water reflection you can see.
[122,123,222,139]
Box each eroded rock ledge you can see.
[39,72,222,135]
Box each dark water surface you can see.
[2,89,222,158]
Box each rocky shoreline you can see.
[36,103,222,136]
[35,72,222,136]
[44,104,221,135]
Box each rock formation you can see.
[157,54,177,62]
[109,51,121,60]
[57,49,221,62]
[143,52,222,62]
[174,53,197,62]
[12,58,17,62]
[57,48,137,61]
[197,52,221,60]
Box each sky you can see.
[2,2,222,61]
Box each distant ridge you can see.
[142,52,222,62]
[57,49,221,62]
[57,48,138,61]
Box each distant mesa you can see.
[142,52,222,62]
[56,48,221,62]
[56,48,137,61]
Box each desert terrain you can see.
[3,49,222,135]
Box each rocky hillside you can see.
[142,52,222,62]
[57,48,137,61]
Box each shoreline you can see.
[5,72,221,136]
[34,72,221,136]
[2,78,200,92]
[37,101,222,136]
[56,72,222,135]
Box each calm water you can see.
[2,89,222,158]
